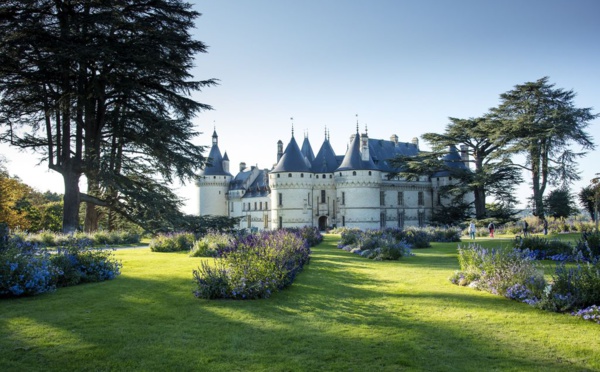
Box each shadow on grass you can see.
[1,235,599,371]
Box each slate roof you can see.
[301,137,315,163]
[311,138,339,173]
[198,143,232,176]
[242,170,270,198]
[272,136,312,173]
[432,145,469,177]
[336,132,377,171]
[368,138,419,172]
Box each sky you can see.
[1,0,599,215]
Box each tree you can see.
[579,185,597,221]
[0,1,215,233]
[491,77,597,217]
[0,173,32,230]
[391,116,522,220]
[544,188,577,220]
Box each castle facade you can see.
[197,127,471,231]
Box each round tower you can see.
[270,133,314,229]
[197,130,233,216]
[335,129,381,230]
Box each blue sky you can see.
[2,0,599,215]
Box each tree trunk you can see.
[83,181,101,232]
[62,168,81,234]
[474,187,486,219]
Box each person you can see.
[469,221,476,240]
[523,220,529,237]
[488,222,495,238]
[543,218,548,235]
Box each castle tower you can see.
[335,127,381,230]
[197,130,233,216]
[270,130,314,229]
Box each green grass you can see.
[1,234,600,371]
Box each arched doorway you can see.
[318,216,328,231]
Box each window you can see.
[230,202,234,212]
[278,193,283,206]
[380,212,386,228]
[368,171,372,176]
[277,174,280,178]
[352,171,357,176]
[247,215,251,228]
[342,216,345,227]
[397,191,404,206]
[254,202,257,210]
[265,202,268,210]
[301,173,304,178]
[322,174,326,179]
[437,194,441,206]
[263,214,268,228]
[248,202,251,210]
[288,173,292,178]
[380,191,385,206]
[259,202,262,210]
[418,191,424,206]
[321,190,326,203]
[308,193,311,206]
[418,211,425,227]
[397,211,405,229]
[278,216,283,229]
[341,192,345,205]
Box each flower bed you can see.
[1,236,122,298]
[450,243,600,324]
[193,229,312,300]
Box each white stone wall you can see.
[335,170,382,230]
[197,176,230,216]
[269,172,315,229]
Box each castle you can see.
[197,126,471,231]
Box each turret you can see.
[277,140,283,162]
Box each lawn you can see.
[1,234,599,371]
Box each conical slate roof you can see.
[272,136,312,173]
[433,145,468,177]
[336,132,377,171]
[301,136,315,163]
[199,144,232,176]
[311,138,339,173]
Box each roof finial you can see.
[365,124,368,136]
[290,117,294,137]
[327,128,330,141]
[355,114,359,133]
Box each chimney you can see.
[411,137,419,149]
[390,134,399,145]
[239,162,246,172]
[277,140,283,162]
[361,132,370,162]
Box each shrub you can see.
[190,231,234,257]
[150,232,195,252]
[51,237,122,287]
[515,236,574,261]
[542,257,600,312]
[0,241,57,297]
[454,244,545,298]
[575,232,600,260]
[193,230,311,300]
